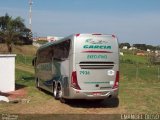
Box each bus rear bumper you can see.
[66,88,118,100]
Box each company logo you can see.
[83,45,111,49]
[85,38,108,44]
[108,70,115,76]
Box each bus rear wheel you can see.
[53,82,65,102]
[57,83,66,103]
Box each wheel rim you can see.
[53,86,57,97]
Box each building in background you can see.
[47,36,63,42]
[33,36,63,42]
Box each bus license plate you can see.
[92,92,102,96]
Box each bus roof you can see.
[37,35,72,52]
[37,33,117,52]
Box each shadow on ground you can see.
[15,83,26,90]
[15,76,35,90]
[66,98,119,108]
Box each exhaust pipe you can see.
[108,95,112,98]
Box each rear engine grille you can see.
[79,61,114,69]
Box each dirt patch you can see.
[0,88,27,100]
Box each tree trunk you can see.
[7,44,12,53]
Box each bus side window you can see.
[52,39,70,61]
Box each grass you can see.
[120,87,160,113]
[0,64,159,114]
[15,69,51,99]
[120,63,160,82]
[120,53,149,64]
[120,63,160,113]
[0,43,37,67]
[0,43,37,56]
[16,54,34,67]
[15,69,35,87]
[16,64,34,74]
[12,45,37,56]
[34,40,48,44]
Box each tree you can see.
[0,13,32,53]
[133,44,147,51]
[119,43,131,49]
[146,45,156,51]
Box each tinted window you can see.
[37,39,71,64]
[53,39,70,61]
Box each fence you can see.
[16,54,34,66]
[120,63,160,82]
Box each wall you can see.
[0,54,16,92]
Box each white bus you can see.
[33,33,119,103]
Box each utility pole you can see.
[29,0,33,31]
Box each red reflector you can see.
[76,34,80,37]
[76,91,80,93]
[113,71,119,89]
[71,71,81,90]
[92,33,102,35]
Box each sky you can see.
[0,0,160,45]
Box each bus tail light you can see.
[112,71,119,89]
[71,71,81,90]
[112,35,116,38]
[76,34,80,37]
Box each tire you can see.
[58,83,68,103]
[55,82,67,103]
[112,97,119,107]
[57,82,63,99]
[108,97,119,107]
[60,98,66,103]
[53,82,64,101]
